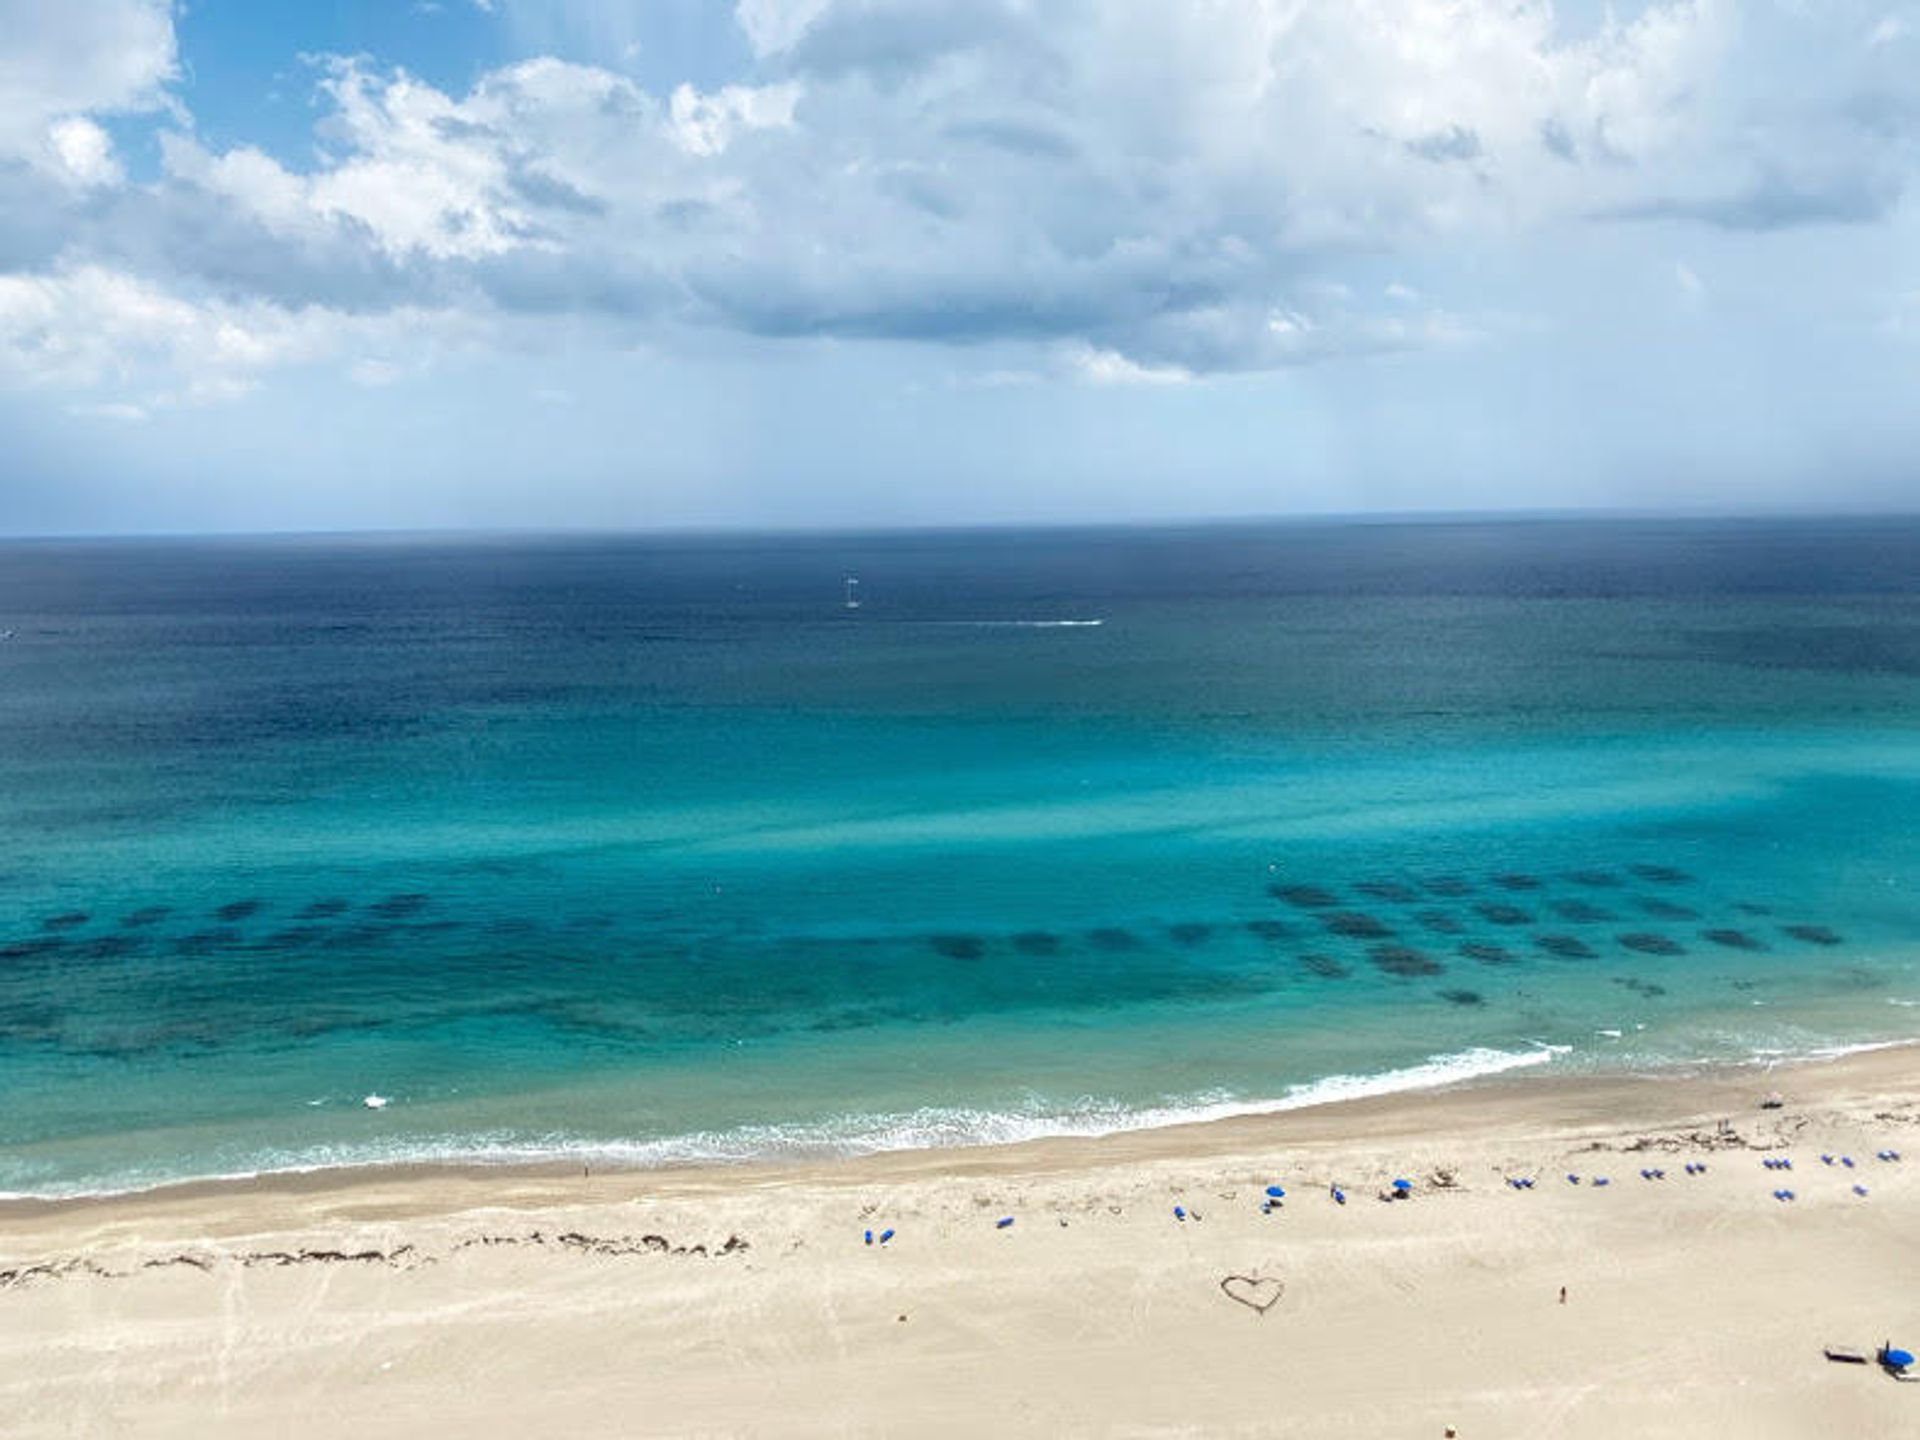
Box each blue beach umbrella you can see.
[1884,1348,1914,1369]
[1265,1185,1285,1198]
[1391,1178,1412,1191]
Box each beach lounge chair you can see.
[1824,1346,1870,1365]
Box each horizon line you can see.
[5,502,1919,546]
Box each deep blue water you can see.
[1,518,1917,1195]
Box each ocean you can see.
[1,517,1917,1197]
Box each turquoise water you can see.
[1,520,1917,1195]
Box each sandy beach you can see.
[4,1046,1918,1438]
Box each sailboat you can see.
[844,576,861,610]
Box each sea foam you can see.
[0,1045,1565,1201]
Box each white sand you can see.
[4,1047,1918,1437]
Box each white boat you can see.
[844,576,861,610]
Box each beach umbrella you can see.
[1391,1178,1412,1191]
[1885,1348,1914,1369]
[1265,1185,1285,1198]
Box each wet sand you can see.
[4,1046,1919,1437]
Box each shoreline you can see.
[6,1042,1919,1436]
[7,1029,1912,1221]
[6,1038,1913,1225]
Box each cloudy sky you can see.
[0,0,1916,533]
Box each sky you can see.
[0,0,1916,534]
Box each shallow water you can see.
[1,518,1917,1196]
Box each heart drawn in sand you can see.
[1219,1274,1284,1316]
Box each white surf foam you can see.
[0,1044,1567,1201]
[930,619,1105,628]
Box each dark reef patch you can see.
[1613,976,1668,998]
[1735,902,1774,917]
[1701,929,1765,952]
[315,923,398,951]
[215,899,263,922]
[1476,903,1532,926]
[1421,876,1474,898]
[929,933,985,960]
[1414,910,1464,935]
[1618,933,1683,956]
[1355,881,1419,903]
[1628,864,1693,885]
[1325,911,1393,939]
[301,898,350,919]
[1567,870,1621,888]
[1783,924,1842,947]
[41,913,88,932]
[1,937,65,960]
[120,906,171,928]
[1300,953,1351,979]
[1460,942,1516,966]
[1271,884,1338,909]
[71,934,137,959]
[174,928,246,953]
[260,926,328,951]
[370,893,430,919]
[1369,944,1444,978]
[1087,928,1141,952]
[1492,873,1541,891]
[1536,934,1596,959]
[1552,900,1617,923]
[1164,924,1211,947]
[1244,919,1292,942]
[1638,898,1699,921]
[1438,988,1485,1006]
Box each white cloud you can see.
[0,264,460,410]
[45,116,123,187]
[669,81,799,157]
[735,0,835,58]
[2,0,1916,413]
[1067,345,1193,387]
[0,0,175,166]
